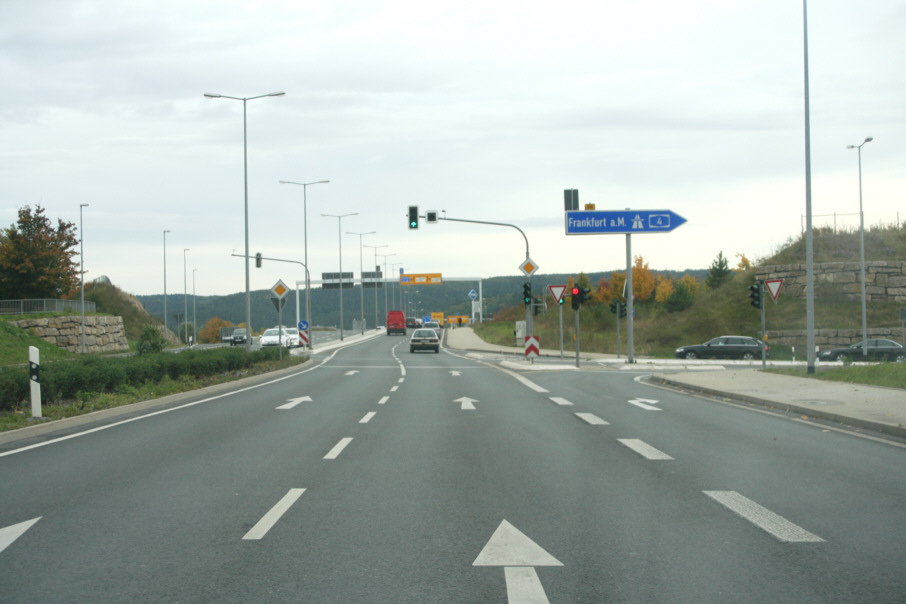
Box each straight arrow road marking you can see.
[575,412,609,425]
[549,397,573,406]
[242,489,305,540]
[0,517,40,555]
[618,438,674,460]
[276,396,312,410]
[449,370,461,376]
[474,520,562,604]
[455,397,478,410]
[628,398,661,411]
[324,437,353,460]
[703,491,824,543]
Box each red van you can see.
[386,310,407,335]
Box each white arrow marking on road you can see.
[450,370,461,376]
[473,520,562,604]
[0,517,40,555]
[276,396,312,410]
[548,397,573,406]
[455,396,478,410]
[345,370,360,376]
[628,398,661,411]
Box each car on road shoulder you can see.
[409,328,440,353]
[818,339,905,362]
[675,335,769,360]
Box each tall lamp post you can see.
[364,244,388,330]
[847,136,873,356]
[79,203,89,353]
[163,230,170,336]
[205,91,285,351]
[279,179,329,343]
[183,248,190,344]
[347,231,376,334]
[322,212,358,340]
[377,252,396,323]
[192,268,198,346]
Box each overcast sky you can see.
[2,0,904,297]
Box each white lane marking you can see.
[549,397,573,406]
[345,370,360,376]
[450,370,461,376]
[618,438,674,460]
[575,413,609,425]
[703,491,825,543]
[359,411,376,424]
[628,398,661,411]
[324,437,353,460]
[276,396,312,410]
[493,366,549,393]
[378,396,390,405]
[398,378,405,383]
[0,517,41,555]
[390,385,399,392]
[242,488,306,540]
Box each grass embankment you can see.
[766,364,906,390]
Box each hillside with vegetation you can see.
[475,225,906,359]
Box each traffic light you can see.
[571,286,581,310]
[522,282,532,305]
[580,287,591,304]
[619,303,627,318]
[610,301,618,314]
[408,205,419,229]
[748,281,762,309]
[533,297,542,316]
[255,252,262,268]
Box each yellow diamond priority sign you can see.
[271,280,290,299]
[519,257,539,277]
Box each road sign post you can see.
[548,285,566,359]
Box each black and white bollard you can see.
[29,346,41,418]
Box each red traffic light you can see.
[571,287,580,296]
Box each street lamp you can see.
[279,179,329,342]
[376,252,396,324]
[205,90,286,351]
[322,212,358,339]
[389,262,403,310]
[364,244,388,330]
[163,230,170,336]
[192,268,198,346]
[79,203,89,353]
[347,231,376,334]
[183,248,190,344]
[847,136,873,357]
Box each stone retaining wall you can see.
[755,261,906,302]
[765,327,905,349]
[14,315,130,354]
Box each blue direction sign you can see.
[565,210,687,235]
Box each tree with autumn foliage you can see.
[198,317,235,344]
[0,205,79,299]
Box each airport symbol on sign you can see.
[565,209,687,235]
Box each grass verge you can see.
[764,362,906,389]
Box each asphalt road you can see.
[1,334,904,602]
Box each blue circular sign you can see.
[298,320,309,331]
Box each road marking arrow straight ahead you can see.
[474,520,563,604]
[0,517,40,556]
[455,396,478,410]
[276,396,312,410]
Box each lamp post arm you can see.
[437,216,530,259]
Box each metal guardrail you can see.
[0,299,96,315]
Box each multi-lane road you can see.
[1,333,904,602]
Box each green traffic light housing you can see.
[522,282,532,305]
[408,205,419,229]
[748,281,762,309]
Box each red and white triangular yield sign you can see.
[765,279,784,301]
[548,285,567,304]
[524,336,541,358]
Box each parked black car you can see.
[675,336,769,360]
[818,339,905,362]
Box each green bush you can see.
[136,325,167,355]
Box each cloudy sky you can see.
[2,0,904,296]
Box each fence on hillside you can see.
[0,299,96,315]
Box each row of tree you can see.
[566,251,747,313]
[0,205,80,300]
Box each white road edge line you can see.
[242,488,306,540]
[324,437,353,460]
[703,490,825,543]
[617,438,674,460]
[575,412,609,425]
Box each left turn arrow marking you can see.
[0,517,40,555]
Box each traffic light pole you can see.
[760,281,767,367]
[626,233,635,363]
